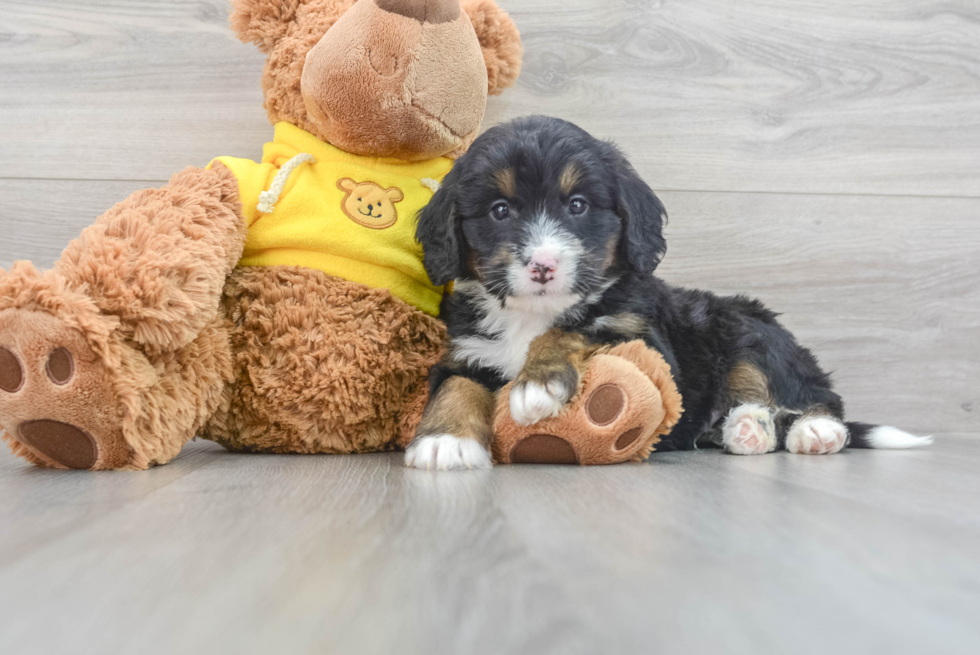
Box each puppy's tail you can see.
[846,422,934,449]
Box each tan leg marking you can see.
[406,377,496,470]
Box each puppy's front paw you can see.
[509,376,575,426]
[404,434,492,471]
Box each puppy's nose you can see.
[528,255,558,285]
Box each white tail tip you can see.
[866,426,934,449]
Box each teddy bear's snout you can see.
[375,0,461,25]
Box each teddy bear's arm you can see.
[53,164,247,352]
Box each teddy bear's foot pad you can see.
[0,310,129,469]
[510,434,579,464]
[16,420,98,470]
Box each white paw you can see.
[404,434,492,471]
[722,403,777,455]
[509,380,569,426]
[786,416,848,455]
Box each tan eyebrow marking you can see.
[494,168,516,197]
[560,162,582,195]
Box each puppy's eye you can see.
[490,201,511,221]
[569,196,588,215]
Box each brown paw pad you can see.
[585,384,626,426]
[0,347,24,393]
[17,420,98,470]
[614,426,643,451]
[510,434,579,464]
[45,347,75,385]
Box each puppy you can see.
[406,116,932,470]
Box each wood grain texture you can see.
[1,1,979,195]
[508,0,980,196]
[1,442,979,655]
[0,179,164,269]
[0,0,269,180]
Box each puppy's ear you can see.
[416,166,466,286]
[607,145,668,276]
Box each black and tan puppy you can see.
[406,116,931,470]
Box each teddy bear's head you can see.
[231,0,523,161]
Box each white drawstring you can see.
[420,177,441,193]
[256,153,317,214]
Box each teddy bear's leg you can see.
[0,165,245,469]
[200,266,446,455]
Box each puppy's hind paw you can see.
[722,403,777,455]
[786,416,848,455]
[405,435,492,471]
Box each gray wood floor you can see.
[1,1,978,653]
[2,439,980,654]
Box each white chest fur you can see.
[451,287,580,379]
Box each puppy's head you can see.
[417,116,666,307]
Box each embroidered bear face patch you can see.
[337,178,404,229]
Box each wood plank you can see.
[1,1,978,196]
[0,443,978,654]
[509,0,980,196]
[0,179,162,269]
[0,0,270,179]
[3,179,975,435]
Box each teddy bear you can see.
[0,0,524,470]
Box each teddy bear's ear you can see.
[460,0,523,95]
[230,0,352,53]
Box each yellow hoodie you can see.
[210,122,453,316]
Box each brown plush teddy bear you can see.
[0,0,523,470]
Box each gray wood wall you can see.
[1,0,977,436]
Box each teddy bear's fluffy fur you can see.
[0,0,522,469]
